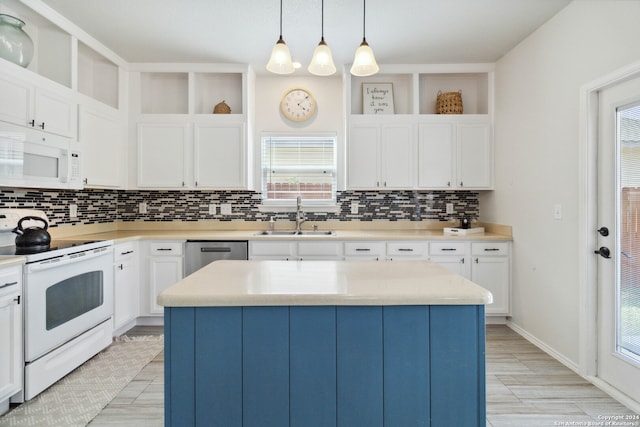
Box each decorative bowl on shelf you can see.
[0,14,34,68]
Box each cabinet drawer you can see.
[0,266,21,295]
[149,242,183,256]
[386,242,428,257]
[471,242,509,256]
[344,241,386,257]
[115,242,137,260]
[249,241,296,257]
[429,242,467,255]
[298,241,343,258]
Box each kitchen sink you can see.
[254,230,334,236]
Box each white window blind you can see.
[261,135,337,203]
[618,104,640,358]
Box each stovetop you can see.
[0,240,107,256]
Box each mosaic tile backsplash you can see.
[0,188,479,228]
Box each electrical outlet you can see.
[139,202,147,214]
[208,204,217,215]
[446,203,455,214]
[351,202,359,214]
[221,204,232,215]
[69,204,78,218]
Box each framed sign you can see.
[363,83,395,114]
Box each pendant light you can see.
[266,0,294,74]
[350,0,379,77]
[308,0,336,76]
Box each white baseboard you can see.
[506,320,640,414]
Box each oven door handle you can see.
[27,247,111,272]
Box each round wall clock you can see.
[280,87,316,122]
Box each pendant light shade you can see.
[308,0,336,76]
[350,0,378,77]
[266,0,294,74]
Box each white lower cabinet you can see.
[429,240,510,316]
[344,241,386,261]
[113,242,140,332]
[143,241,184,315]
[470,242,510,316]
[0,265,22,412]
[386,241,428,261]
[249,241,297,260]
[249,241,343,260]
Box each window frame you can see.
[259,132,338,210]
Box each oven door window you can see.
[46,271,104,330]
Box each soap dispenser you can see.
[268,217,275,232]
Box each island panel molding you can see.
[164,304,486,427]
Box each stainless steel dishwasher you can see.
[184,240,248,276]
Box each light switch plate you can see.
[69,204,78,218]
[221,204,232,215]
[554,204,562,220]
[139,202,147,214]
[208,204,217,215]
[351,202,359,214]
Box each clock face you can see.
[281,88,316,122]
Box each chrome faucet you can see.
[295,196,306,233]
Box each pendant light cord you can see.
[279,0,283,38]
[321,0,325,39]
[362,0,366,39]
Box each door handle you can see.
[597,227,609,237]
[594,247,611,259]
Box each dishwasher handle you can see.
[200,247,232,253]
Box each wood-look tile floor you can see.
[87,325,639,427]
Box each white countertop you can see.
[157,260,493,307]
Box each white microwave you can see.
[0,122,81,190]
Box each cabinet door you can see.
[137,123,188,188]
[348,125,380,189]
[380,124,414,188]
[34,87,76,138]
[418,124,454,189]
[194,124,245,189]
[113,244,140,330]
[0,267,21,402]
[79,105,125,188]
[0,74,31,127]
[430,256,469,278]
[471,256,509,315]
[457,123,492,189]
[149,256,183,314]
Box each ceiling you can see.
[39,0,572,74]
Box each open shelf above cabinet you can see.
[78,42,119,109]
[140,72,189,114]
[138,70,245,116]
[1,0,72,88]
[347,65,493,117]
[419,73,489,115]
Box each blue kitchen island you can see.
[158,260,492,427]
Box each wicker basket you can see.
[436,90,463,114]
[213,100,231,114]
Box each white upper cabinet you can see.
[418,123,454,189]
[79,103,126,188]
[0,70,75,138]
[418,120,493,190]
[348,123,415,189]
[194,123,246,189]
[130,65,254,190]
[137,123,188,188]
[345,64,494,190]
[457,123,492,189]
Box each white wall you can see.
[253,76,345,190]
[481,0,640,364]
